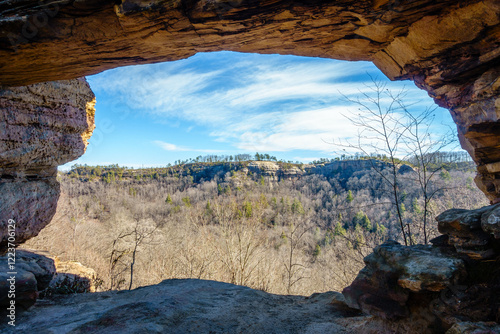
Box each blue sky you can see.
[62,51,457,169]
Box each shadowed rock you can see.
[343,204,500,332]
[342,241,466,325]
[0,78,95,253]
[0,250,55,312]
[0,279,370,334]
[437,204,500,259]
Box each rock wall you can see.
[0,0,499,200]
[0,1,499,246]
[0,78,95,253]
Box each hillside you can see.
[22,157,487,297]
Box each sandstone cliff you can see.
[0,0,498,200]
[0,0,499,249]
[0,79,95,253]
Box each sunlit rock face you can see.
[0,78,95,253]
[0,0,499,199]
[0,0,499,248]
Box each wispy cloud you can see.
[153,140,225,153]
[153,141,189,151]
[88,51,447,155]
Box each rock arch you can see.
[0,0,499,250]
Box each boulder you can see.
[446,321,500,334]
[0,250,55,311]
[436,204,500,259]
[343,241,466,324]
[344,204,500,332]
[482,205,500,239]
[48,259,98,294]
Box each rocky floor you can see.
[1,279,376,334]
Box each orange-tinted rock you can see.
[49,259,98,293]
[0,0,498,201]
[0,78,95,253]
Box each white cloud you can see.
[153,140,225,153]
[89,52,451,155]
[153,141,189,151]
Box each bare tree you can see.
[336,78,458,245]
[283,219,310,294]
[336,79,411,245]
[211,199,265,287]
[398,102,456,244]
[108,219,158,290]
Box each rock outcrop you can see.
[0,250,55,312]
[436,204,500,260]
[0,0,498,250]
[0,0,498,198]
[0,278,368,334]
[48,258,98,294]
[0,78,95,253]
[343,204,500,333]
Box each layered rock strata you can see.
[0,78,95,253]
[343,204,500,333]
[0,0,499,198]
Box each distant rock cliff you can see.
[121,159,401,184]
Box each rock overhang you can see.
[0,0,499,251]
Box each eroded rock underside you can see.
[0,0,499,247]
[0,1,499,331]
[343,204,500,333]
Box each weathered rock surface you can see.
[343,241,467,330]
[0,0,498,199]
[436,204,500,259]
[0,278,371,334]
[344,205,500,333]
[0,0,492,86]
[49,258,98,294]
[446,321,500,334]
[482,205,500,239]
[0,78,95,253]
[0,250,55,312]
[247,161,305,182]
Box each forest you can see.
[24,153,487,296]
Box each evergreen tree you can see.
[260,175,265,186]
[165,194,173,204]
[333,222,347,237]
[205,200,212,215]
[313,244,321,258]
[291,198,305,215]
[182,197,191,207]
[346,190,354,203]
[243,201,253,218]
